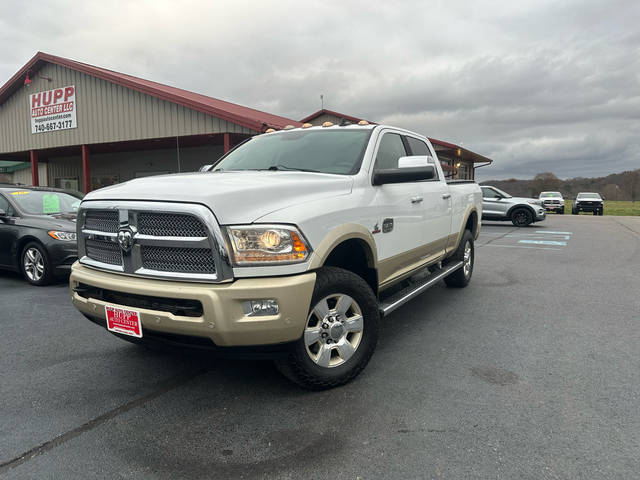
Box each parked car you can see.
[572,192,604,215]
[0,185,81,285]
[480,185,546,227]
[539,191,565,214]
[69,123,483,389]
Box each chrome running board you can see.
[378,261,464,317]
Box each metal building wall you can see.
[11,163,48,185]
[307,113,346,126]
[45,144,224,191]
[0,62,257,154]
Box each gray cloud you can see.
[1,0,638,180]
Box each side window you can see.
[374,133,407,170]
[0,195,9,213]
[481,187,500,199]
[406,137,430,156]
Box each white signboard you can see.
[29,85,77,134]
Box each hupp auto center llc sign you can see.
[29,85,77,134]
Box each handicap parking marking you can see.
[518,239,567,246]
[536,231,573,235]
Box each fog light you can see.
[242,299,279,316]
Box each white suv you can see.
[539,191,565,214]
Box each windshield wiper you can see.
[267,165,323,173]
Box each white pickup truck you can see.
[70,123,483,389]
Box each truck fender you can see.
[308,224,378,270]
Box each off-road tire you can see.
[443,230,474,288]
[20,241,54,286]
[511,208,533,227]
[276,266,379,390]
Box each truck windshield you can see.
[212,129,372,175]
[540,192,561,198]
[577,193,601,199]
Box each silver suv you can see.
[481,186,546,227]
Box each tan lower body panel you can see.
[70,262,316,347]
[378,237,449,291]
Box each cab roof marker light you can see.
[265,128,276,133]
[358,120,369,125]
[301,123,312,128]
[283,125,295,130]
[322,121,334,127]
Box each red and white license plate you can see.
[105,305,143,338]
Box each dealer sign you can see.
[29,85,77,134]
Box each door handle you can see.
[411,196,423,204]
[442,193,451,199]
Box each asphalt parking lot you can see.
[1,215,639,479]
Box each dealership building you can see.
[0,52,491,192]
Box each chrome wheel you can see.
[463,241,472,278]
[304,293,364,368]
[23,247,44,282]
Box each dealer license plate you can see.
[105,305,143,338]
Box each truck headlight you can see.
[226,225,310,265]
[48,231,76,241]
[527,200,542,206]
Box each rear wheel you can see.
[511,208,533,227]
[276,266,379,390]
[444,230,474,288]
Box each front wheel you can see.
[276,267,379,390]
[559,207,565,214]
[444,230,474,288]
[511,208,533,227]
[21,242,54,286]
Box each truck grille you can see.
[84,210,119,232]
[85,238,122,265]
[78,202,232,282]
[137,212,207,237]
[141,246,216,273]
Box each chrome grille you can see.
[78,201,232,282]
[84,210,119,232]
[85,238,122,265]
[137,212,207,237]
[141,246,216,273]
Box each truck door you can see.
[370,132,448,287]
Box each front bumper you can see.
[535,208,546,221]
[543,204,564,212]
[69,262,316,347]
[575,203,602,212]
[46,241,77,277]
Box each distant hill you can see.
[481,169,640,201]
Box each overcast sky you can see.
[1,0,638,180]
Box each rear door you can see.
[405,136,452,252]
[481,187,509,217]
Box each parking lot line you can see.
[518,239,567,246]
[536,231,573,235]
[482,244,563,251]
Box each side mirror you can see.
[199,164,213,172]
[0,208,8,221]
[373,165,435,186]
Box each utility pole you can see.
[320,94,324,109]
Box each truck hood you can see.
[82,171,353,224]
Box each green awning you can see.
[0,160,30,173]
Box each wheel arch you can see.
[506,204,536,220]
[309,224,379,295]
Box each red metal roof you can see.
[0,52,301,132]
[300,109,373,124]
